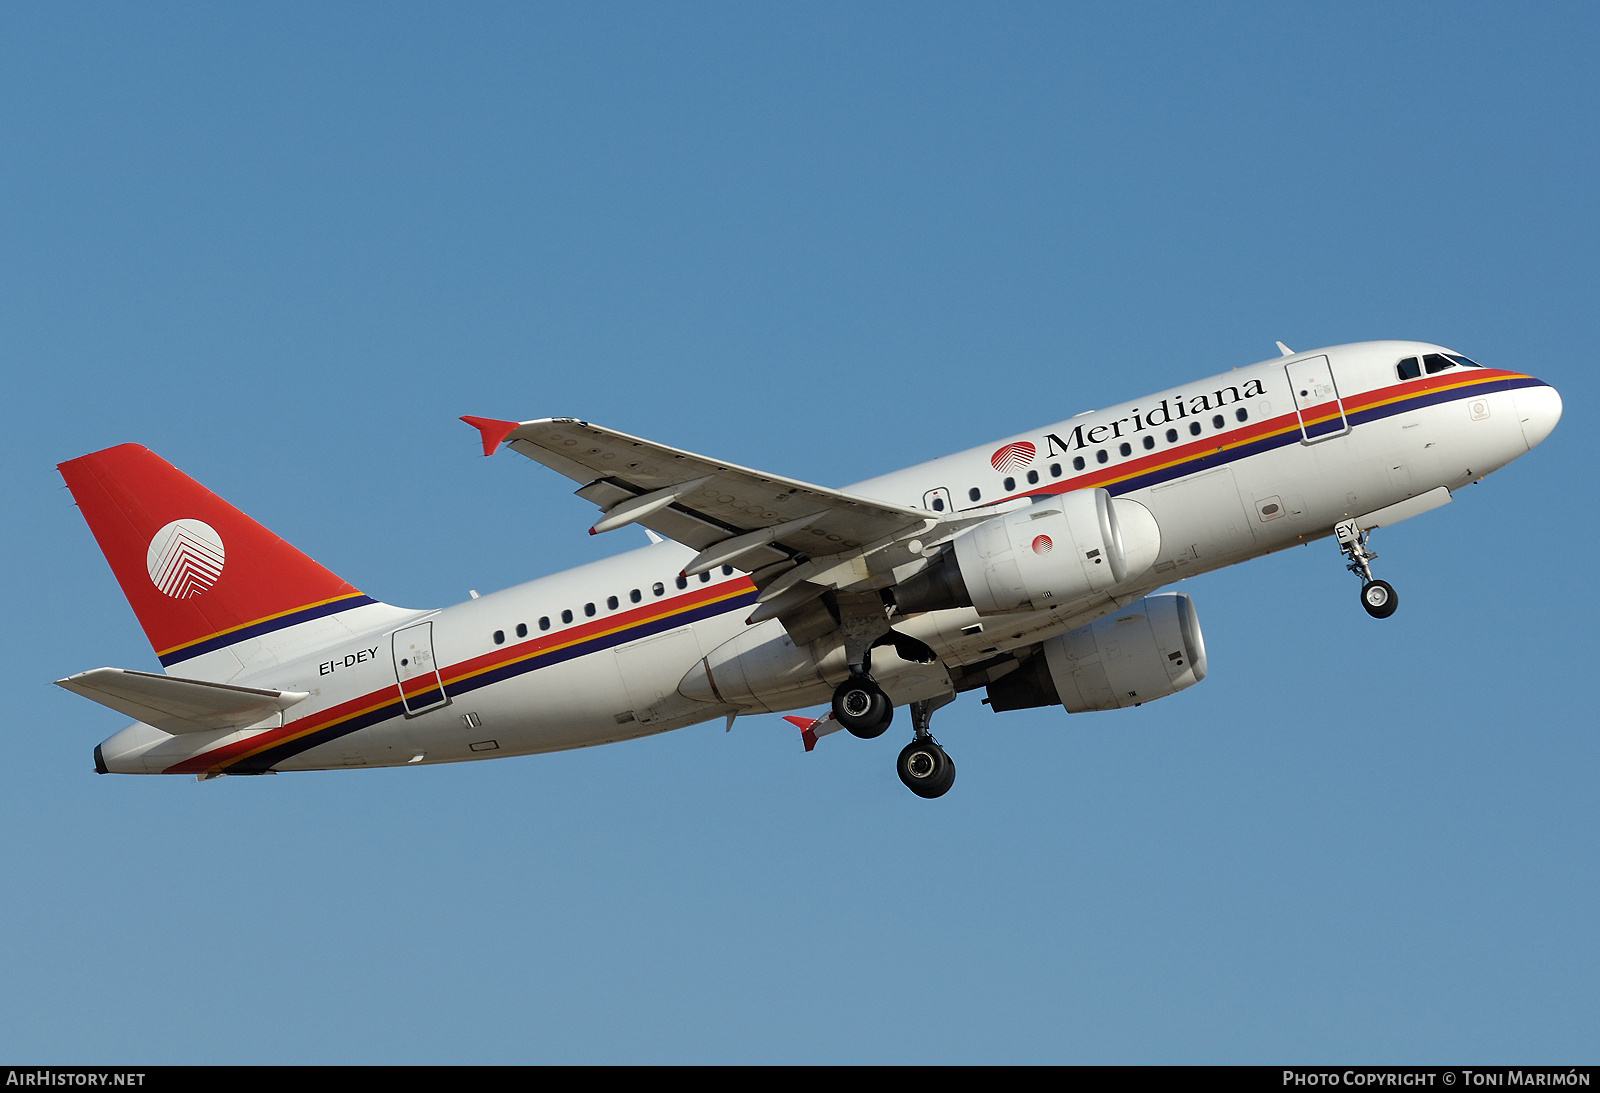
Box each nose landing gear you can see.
[1336,519,1400,619]
[1360,578,1398,618]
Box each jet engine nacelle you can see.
[897,489,1160,617]
[985,592,1207,714]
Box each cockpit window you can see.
[1397,357,1421,380]
[1446,354,1482,368]
[1423,353,1455,374]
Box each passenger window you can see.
[630,589,641,603]
[1189,422,1201,436]
[1050,463,1061,478]
[1424,353,1454,374]
[653,582,665,597]
[969,488,981,502]
[931,496,944,511]
[539,617,550,631]
[1072,456,1085,471]
[1095,449,1108,464]
[606,595,619,610]
[1166,428,1178,443]
[722,565,734,576]
[1397,357,1422,380]
[516,623,527,638]
[1236,408,1248,422]
[584,603,596,617]
[699,572,711,583]
[493,630,504,645]
[561,609,573,624]
[1118,442,1131,457]
[1212,414,1224,429]
[1026,469,1038,484]
[1003,476,1015,491]
[1142,435,1154,450]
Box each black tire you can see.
[1361,579,1399,619]
[898,739,955,799]
[834,678,892,738]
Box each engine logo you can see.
[146,519,225,599]
[990,441,1036,472]
[1031,535,1053,555]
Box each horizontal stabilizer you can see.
[56,668,310,735]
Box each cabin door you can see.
[1285,355,1351,443]
[392,621,450,716]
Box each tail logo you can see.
[146,520,226,599]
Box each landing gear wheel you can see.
[833,677,893,739]
[897,739,956,799]
[1361,579,1398,619]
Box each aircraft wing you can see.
[464,417,937,597]
[56,668,310,735]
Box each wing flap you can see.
[56,668,310,735]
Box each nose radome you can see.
[1515,383,1562,450]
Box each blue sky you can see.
[3,2,1596,1063]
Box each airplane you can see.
[55,340,1561,797]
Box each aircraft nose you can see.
[1514,382,1562,450]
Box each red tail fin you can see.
[59,444,372,668]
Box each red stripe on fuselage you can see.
[986,369,1524,503]
[164,575,757,775]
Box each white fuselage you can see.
[96,341,1561,776]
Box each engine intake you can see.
[986,592,1207,713]
[898,489,1142,617]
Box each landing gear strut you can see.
[830,592,898,738]
[828,588,958,796]
[1336,519,1399,619]
[897,694,956,799]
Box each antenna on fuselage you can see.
[1276,341,1294,357]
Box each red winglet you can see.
[460,416,520,457]
[783,715,820,753]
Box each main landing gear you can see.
[897,694,957,799]
[830,678,958,798]
[832,675,893,738]
[1336,519,1399,619]
[830,593,957,798]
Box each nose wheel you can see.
[1336,519,1400,620]
[1361,579,1398,619]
